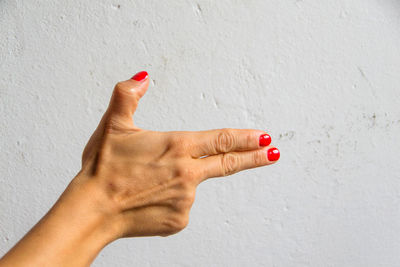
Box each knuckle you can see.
[181,190,196,206]
[175,176,192,192]
[175,194,195,212]
[221,153,241,176]
[168,134,190,156]
[163,215,189,235]
[103,117,118,133]
[174,216,189,232]
[176,163,198,181]
[114,81,128,92]
[113,82,126,97]
[113,82,137,101]
[253,150,266,166]
[168,186,195,213]
[169,134,184,145]
[103,117,132,134]
[216,128,236,153]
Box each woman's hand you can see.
[0,71,280,267]
[78,71,280,238]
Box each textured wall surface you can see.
[1,1,400,266]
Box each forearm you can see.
[0,175,119,267]
[0,72,280,265]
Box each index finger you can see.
[188,128,271,158]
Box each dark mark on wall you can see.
[322,125,334,138]
[307,139,321,145]
[279,131,295,140]
[196,3,202,13]
[358,66,367,80]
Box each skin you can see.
[0,73,279,266]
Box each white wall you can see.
[1,1,400,266]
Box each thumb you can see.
[106,71,149,128]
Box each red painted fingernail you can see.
[259,134,271,146]
[131,71,148,81]
[267,148,280,161]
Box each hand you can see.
[78,71,280,238]
[0,71,280,267]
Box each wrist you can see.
[1,173,123,267]
[62,173,123,243]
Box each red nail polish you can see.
[267,148,280,161]
[259,134,271,146]
[131,71,148,81]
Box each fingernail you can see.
[267,148,280,161]
[259,134,271,146]
[131,71,148,81]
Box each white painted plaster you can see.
[1,1,400,266]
